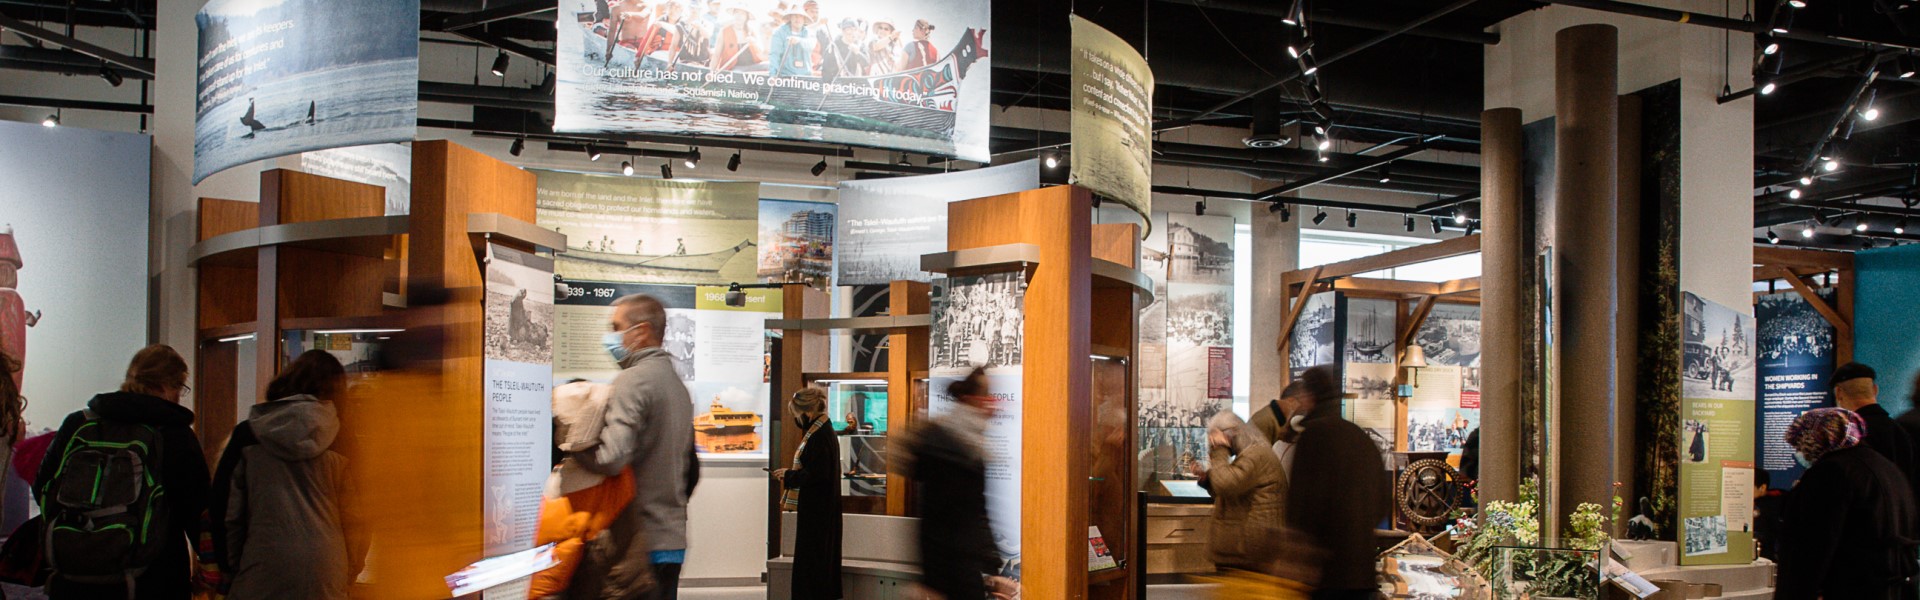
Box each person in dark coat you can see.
[774,387,841,600]
[217,350,367,600]
[898,367,1015,600]
[1834,363,1919,488]
[1285,365,1389,600]
[1776,407,1920,600]
[35,344,210,600]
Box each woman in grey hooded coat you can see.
[217,350,367,600]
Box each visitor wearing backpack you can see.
[210,350,365,600]
[33,344,209,599]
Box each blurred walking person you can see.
[578,293,694,600]
[1775,407,1919,600]
[1285,365,1388,600]
[1195,412,1289,598]
[774,388,841,600]
[897,367,1015,600]
[215,350,367,600]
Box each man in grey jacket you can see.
[579,293,695,600]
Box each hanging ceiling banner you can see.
[554,0,991,162]
[1068,14,1154,232]
[193,0,420,184]
[834,159,1039,287]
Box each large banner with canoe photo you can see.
[555,0,991,162]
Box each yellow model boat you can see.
[694,400,762,432]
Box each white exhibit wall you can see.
[0,121,152,430]
[1485,0,1754,311]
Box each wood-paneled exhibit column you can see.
[1479,107,1525,505]
[1552,23,1620,534]
[947,186,1094,600]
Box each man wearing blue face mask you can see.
[578,293,695,600]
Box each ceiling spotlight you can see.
[1312,209,1329,225]
[1900,53,1918,79]
[1044,153,1060,169]
[491,52,511,77]
[1762,38,1780,56]
[1377,165,1392,183]
[1405,214,1416,232]
[537,71,557,95]
[1823,159,1841,172]
[684,148,701,169]
[1454,210,1468,225]
[1863,106,1881,121]
[1281,0,1301,25]
[811,158,828,177]
[1196,200,1207,216]
[100,63,123,87]
[509,137,525,157]
[1767,229,1781,244]
[1316,136,1332,151]
[1897,218,1908,235]
[727,151,743,172]
[1787,0,1806,7]
[1857,219,1870,232]
[1771,9,1793,33]
[660,162,674,179]
[897,154,912,167]
[1788,188,1804,199]
[1799,175,1813,185]
[1346,210,1358,228]
[1430,216,1444,234]
[1300,54,1320,76]
[1274,204,1292,222]
[40,113,58,127]
[587,144,603,161]
[1862,238,1876,250]
[1760,80,1778,95]
[620,160,633,176]
[1802,223,1816,238]
[1317,152,1330,163]
[1463,220,1479,236]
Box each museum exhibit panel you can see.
[10,0,1920,598]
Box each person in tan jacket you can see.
[1197,411,1288,574]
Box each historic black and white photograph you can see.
[931,271,1027,370]
[1683,292,1756,400]
[1684,515,1729,556]
[1166,284,1232,348]
[1756,291,1836,369]
[1413,303,1482,367]
[1290,291,1340,373]
[1344,298,1398,364]
[483,246,555,365]
[1166,213,1234,286]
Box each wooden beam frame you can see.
[1281,234,1481,285]
[1754,246,1853,271]
[1277,266,1326,353]
[1399,296,1439,350]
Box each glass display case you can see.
[821,379,889,499]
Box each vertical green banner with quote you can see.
[1678,292,1757,566]
[1069,15,1154,232]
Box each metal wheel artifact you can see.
[1397,458,1466,531]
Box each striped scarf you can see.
[781,416,827,509]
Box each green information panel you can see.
[1677,292,1757,566]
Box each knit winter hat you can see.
[1785,407,1866,463]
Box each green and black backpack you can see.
[38,409,170,589]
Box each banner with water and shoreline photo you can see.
[1069,15,1154,229]
[194,0,418,184]
[555,0,991,161]
[833,159,1039,286]
[535,170,761,285]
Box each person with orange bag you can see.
[530,381,650,600]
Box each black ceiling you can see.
[10,0,1920,246]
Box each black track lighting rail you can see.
[0,13,153,76]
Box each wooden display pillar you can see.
[886,280,931,517]
[944,185,1144,600]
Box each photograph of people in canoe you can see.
[557,0,991,161]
